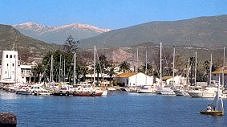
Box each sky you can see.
[1,0,227,29]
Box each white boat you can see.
[73,46,107,97]
[174,89,189,96]
[30,84,51,96]
[188,86,218,98]
[125,86,139,93]
[73,84,107,96]
[138,85,155,93]
[16,87,32,95]
[107,87,117,91]
[156,86,175,95]
[188,86,203,97]
[101,90,108,96]
[52,84,74,96]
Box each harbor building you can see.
[0,50,33,84]
[115,72,159,87]
[0,50,21,84]
[212,66,227,86]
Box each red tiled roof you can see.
[116,72,136,78]
[212,66,227,74]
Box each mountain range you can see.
[0,24,57,63]
[79,15,227,49]
[13,22,110,44]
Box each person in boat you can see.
[206,105,212,112]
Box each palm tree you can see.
[119,61,130,73]
[32,63,44,82]
[107,67,116,86]
[140,63,153,75]
[79,66,89,82]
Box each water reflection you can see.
[0,91,18,100]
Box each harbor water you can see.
[0,91,227,127]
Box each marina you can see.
[0,90,227,127]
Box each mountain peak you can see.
[13,22,111,44]
[52,23,111,33]
[13,22,50,32]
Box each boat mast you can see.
[15,54,17,83]
[145,48,148,85]
[63,57,65,83]
[172,47,175,85]
[136,48,138,86]
[59,54,62,82]
[222,47,225,87]
[94,45,96,85]
[160,43,162,86]
[145,48,148,75]
[209,53,213,86]
[218,75,221,98]
[73,52,76,85]
[50,54,53,82]
[195,51,197,86]
[136,48,139,73]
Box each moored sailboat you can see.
[73,46,107,97]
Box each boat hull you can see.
[200,110,224,116]
[73,92,103,97]
[16,91,32,95]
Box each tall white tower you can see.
[1,50,21,84]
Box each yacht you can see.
[30,85,51,96]
[188,86,218,98]
[173,86,189,96]
[16,86,32,95]
[156,86,175,95]
[137,85,155,93]
[174,89,189,96]
[73,83,107,96]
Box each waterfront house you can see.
[212,66,227,86]
[166,75,187,87]
[115,72,158,87]
[20,65,33,83]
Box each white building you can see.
[20,65,33,83]
[166,75,187,87]
[115,72,159,87]
[0,50,21,84]
[0,50,33,84]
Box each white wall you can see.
[1,51,21,83]
[127,73,156,87]
[166,75,187,86]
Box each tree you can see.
[139,63,153,75]
[32,63,45,82]
[42,50,74,83]
[80,66,89,82]
[63,35,79,53]
[107,67,116,86]
[119,61,130,73]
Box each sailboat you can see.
[156,43,175,95]
[200,75,224,116]
[73,45,107,96]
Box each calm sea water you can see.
[0,91,227,127]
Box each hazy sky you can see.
[1,0,227,29]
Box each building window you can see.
[7,64,8,66]
[12,63,14,66]
[6,55,8,58]
[14,55,16,58]
[10,55,12,58]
